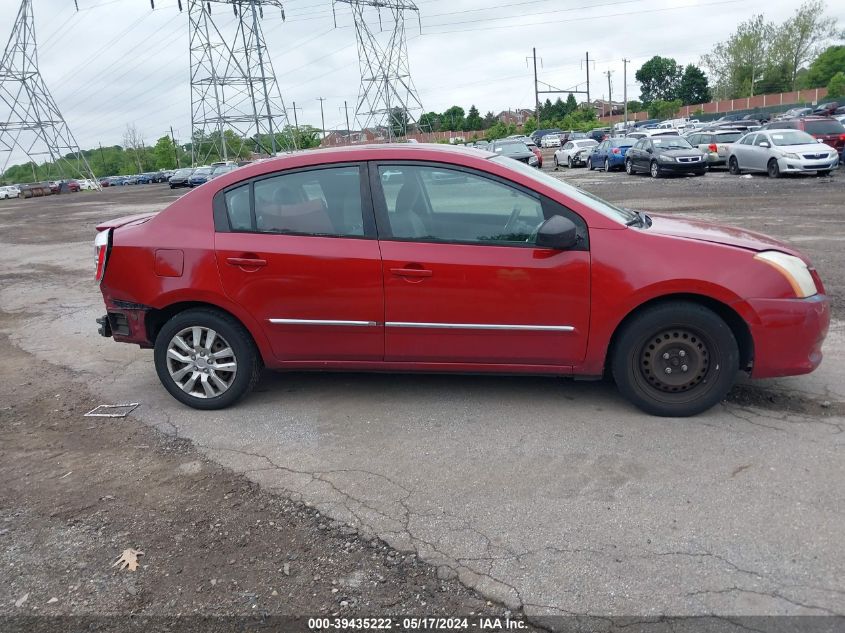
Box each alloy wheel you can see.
[650,161,659,178]
[605,158,611,172]
[166,326,237,398]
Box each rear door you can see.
[370,162,590,366]
[213,163,384,362]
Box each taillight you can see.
[708,143,718,152]
[839,134,845,141]
[94,229,110,283]
[612,148,620,154]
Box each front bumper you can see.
[656,160,707,173]
[778,157,839,173]
[746,294,830,379]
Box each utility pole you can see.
[317,97,327,141]
[343,100,351,143]
[622,58,630,131]
[170,126,180,168]
[98,142,106,174]
[604,70,614,134]
[532,48,540,124]
[291,101,301,132]
[585,52,591,105]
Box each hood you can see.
[778,142,837,154]
[646,213,804,258]
[656,148,704,157]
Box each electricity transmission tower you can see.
[184,0,295,164]
[0,0,97,183]
[333,0,426,141]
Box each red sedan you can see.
[94,145,829,416]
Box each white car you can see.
[0,185,19,199]
[726,129,839,177]
[540,134,561,148]
[76,178,98,191]
[554,139,598,168]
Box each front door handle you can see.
[227,257,267,268]
[391,267,432,278]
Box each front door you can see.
[214,164,384,362]
[370,162,590,367]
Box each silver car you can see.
[727,129,839,177]
[685,129,744,167]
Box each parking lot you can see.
[1,169,844,620]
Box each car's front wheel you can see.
[650,161,661,178]
[553,156,559,168]
[767,159,780,178]
[587,157,593,170]
[625,159,635,175]
[611,301,739,417]
[567,156,573,168]
[154,308,261,410]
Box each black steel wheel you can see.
[728,157,741,175]
[611,302,739,417]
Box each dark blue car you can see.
[188,166,213,187]
[587,137,637,172]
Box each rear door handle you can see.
[227,257,267,268]
[390,267,432,278]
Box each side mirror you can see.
[646,147,653,154]
[535,215,579,250]
[758,141,770,148]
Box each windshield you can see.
[212,165,236,175]
[652,137,692,149]
[769,130,817,146]
[490,156,637,225]
[193,167,212,175]
[576,140,598,147]
[174,169,193,176]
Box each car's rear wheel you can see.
[650,161,660,178]
[728,157,741,175]
[611,302,739,417]
[604,158,611,172]
[587,157,593,170]
[767,158,780,178]
[154,308,261,410]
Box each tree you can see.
[419,111,440,132]
[627,100,643,113]
[806,45,845,88]
[123,124,145,172]
[702,14,776,98]
[522,118,537,135]
[565,93,578,115]
[482,111,497,129]
[647,99,682,119]
[388,107,409,138]
[677,65,711,105]
[827,71,845,98]
[465,105,483,131]
[441,105,465,131]
[635,56,682,104]
[151,135,178,170]
[773,0,841,90]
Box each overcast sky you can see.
[5,0,845,165]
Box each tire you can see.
[694,170,706,176]
[153,308,262,410]
[767,158,780,178]
[567,156,573,169]
[650,161,661,178]
[728,157,741,175]
[553,156,559,169]
[587,157,593,170]
[611,301,739,417]
[625,159,635,175]
[604,158,611,172]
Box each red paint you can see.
[96,144,830,381]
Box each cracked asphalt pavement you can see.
[1,167,843,619]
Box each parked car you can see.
[92,144,830,417]
[0,185,19,199]
[554,139,598,168]
[727,129,839,177]
[741,112,771,123]
[136,173,154,184]
[812,101,840,116]
[763,116,845,153]
[776,107,813,120]
[76,178,98,191]
[49,180,60,193]
[541,134,561,148]
[210,164,238,179]
[65,179,81,193]
[686,129,745,168]
[529,128,562,147]
[630,118,660,129]
[489,141,539,166]
[168,168,195,189]
[587,137,636,171]
[188,166,214,187]
[110,176,129,186]
[99,177,111,187]
[588,128,611,142]
[625,136,707,177]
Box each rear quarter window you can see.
[804,120,845,135]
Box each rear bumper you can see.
[747,294,830,379]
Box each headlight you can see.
[753,251,817,298]
[657,154,674,162]
[528,155,539,164]
[783,152,800,160]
